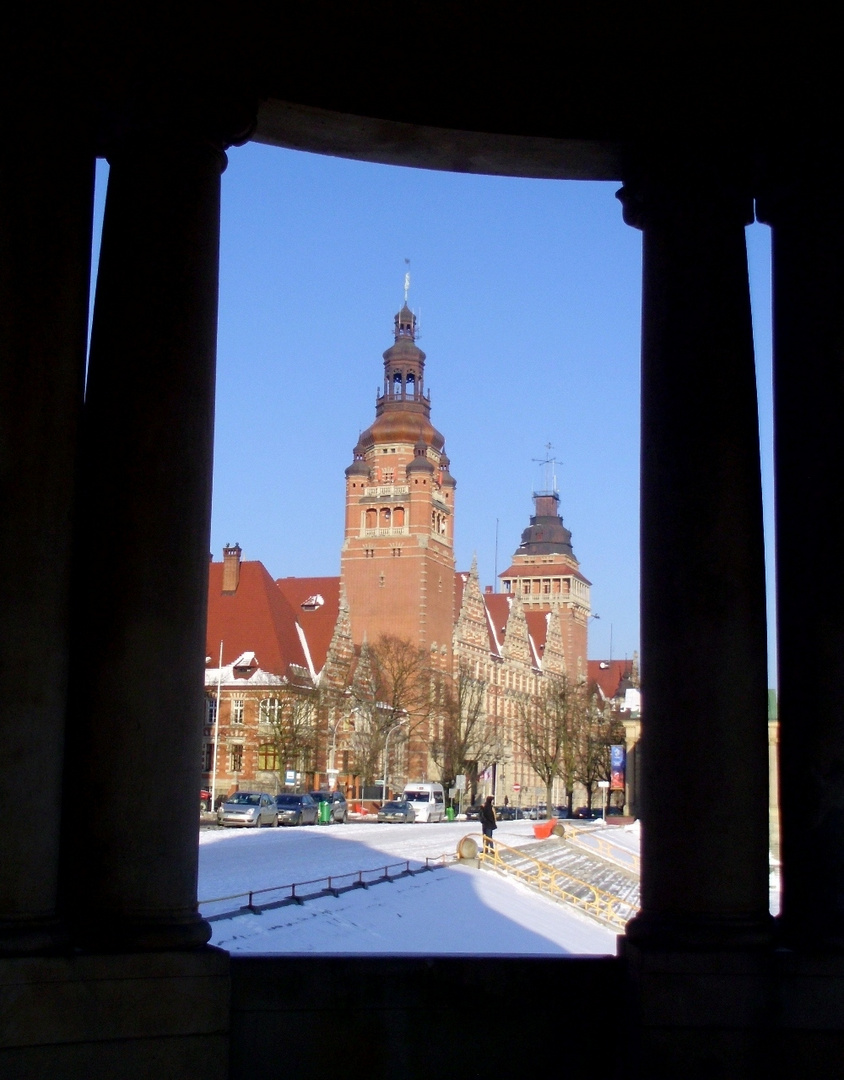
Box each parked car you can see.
[464,803,482,821]
[275,793,319,826]
[217,791,279,827]
[377,799,416,824]
[200,789,212,812]
[553,805,570,818]
[309,789,348,823]
[573,806,602,819]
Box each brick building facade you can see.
[201,299,638,809]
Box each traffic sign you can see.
[513,783,521,792]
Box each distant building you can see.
[202,299,635,811]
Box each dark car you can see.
[573,806,602,819]
[275,793,319,826]
[377,799,416,824]
[464,803,483,821]
[310,789,348,823]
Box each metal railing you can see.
[474,834,638,931]
[198,854,451,920]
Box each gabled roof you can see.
[206,560,307,676]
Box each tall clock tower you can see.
[341,301,455,664]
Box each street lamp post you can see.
[381,719,407,806]
[210,640,223,813]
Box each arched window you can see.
[365,508,377,529]
[380,507,391,526]
[394,506,405,526]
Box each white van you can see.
[402,782,446,823]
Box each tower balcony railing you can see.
[362,526,410,537]
[364,485,409,497]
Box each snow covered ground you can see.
[198,818,621,956]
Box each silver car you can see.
[217,791,278,828]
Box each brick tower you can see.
[341,299,456,664]
[499,478,591,683]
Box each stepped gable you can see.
[319,583,356,690]
[206,557,306,676]
[502,592,532,667]
[275,575,342,678]
[541,607,567,676]
[454,558,489,653]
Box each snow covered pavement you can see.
[198,818,620,956]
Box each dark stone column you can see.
[758,151,844,950]
[0,110,94,953]
[64,101,251,950]
[618,151,771,949]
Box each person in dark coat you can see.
[480,795,497,854]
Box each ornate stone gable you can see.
[502,592,532,666]
[320,584,355,691]
[541,607,567,675]
[454,556,489,654]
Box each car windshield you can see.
[228,793,260,805]
[310,792,327,801]
[276,795,301,806]
[404,791,429,802]
[383,802,405,810]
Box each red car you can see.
[200,789,212,812]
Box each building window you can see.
[230,744,244,772]
[231,698,244,725]
[202,743,214,772]
[259,698,281,725]
[205,696,217,725]
[383,468,394,483]
[257,743,278,771]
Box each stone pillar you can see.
[758,155,844,949]
[616,152,774,1077]
[617,154,771,947]
[0,111,95,953]
[63,104,250,950]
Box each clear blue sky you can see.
[93,143,777,680]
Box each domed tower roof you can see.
[357,300,444,451]
[345,438,370,478]
[406,434,435,475]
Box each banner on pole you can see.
[610,745,626,790]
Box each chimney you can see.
[222,544,242,593]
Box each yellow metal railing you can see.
[474,834,637,931]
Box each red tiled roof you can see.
[588,658,635,700]
[206,560,307,676]
[275,576,341,675]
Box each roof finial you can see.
[404,257,410,303]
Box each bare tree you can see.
[257,672,320,790]
[573,691,626,812]
[429,661,501,805]
[518,672,588,816]
[347,635,431,789]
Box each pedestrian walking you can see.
[480,795,497,855]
